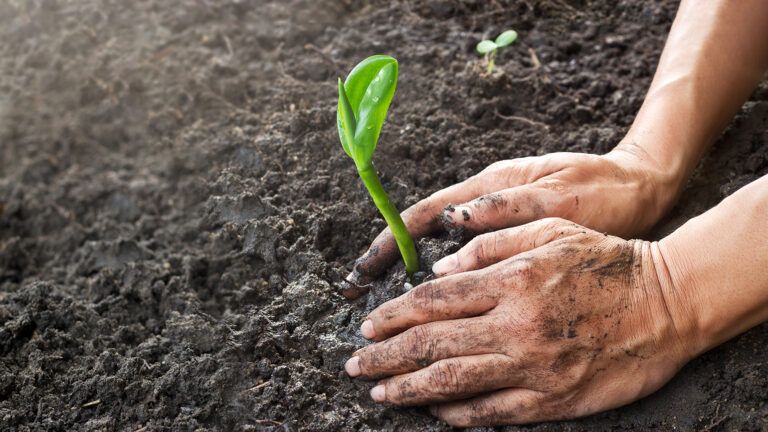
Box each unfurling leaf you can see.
[336,55,398,169]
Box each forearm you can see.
[657,175,768,357]
[609,0,768,211]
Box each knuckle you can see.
[354,348,375,373]
[501,164,527,186]
[409,324,431,347]
[403,325,435,366]
[501,259,536,292]
[430,360,464,395]
[534,179,576,217]
[468,399,502,426]
[539,216,568,229]
[468,234,490,261]
[533,394,569,420]
[475,192,507,215]
[534,177,567,193]
[482,160,511,174]
[408,282,439,318]
[509,259,534,280]
[528,217,571,246]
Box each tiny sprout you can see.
[337,55,419,275]
[476,29,518,74]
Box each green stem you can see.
[358,164,419,275]
[487,50,496,74]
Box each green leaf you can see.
[337,78,356,159]
[337,55,398,167]
[335,56,419,275]
[476,40,497,54]
[494,30,518,47]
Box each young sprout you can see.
[337,55,419,275]
[476,29,518,74]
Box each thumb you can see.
[338,228,400,299]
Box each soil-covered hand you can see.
[344,218,694,427]
[342,145,677,298]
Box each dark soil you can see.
[1,0,766,430]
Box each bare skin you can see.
[342,0,768,427]
[346,219,691,425]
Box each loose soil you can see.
[1,0,766,431]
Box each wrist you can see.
[630,239,700,364]
[655,231,724,360]
[603,141,683,231]
[657,177,768,357]
[645,240,704,361]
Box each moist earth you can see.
[1,0,767,431]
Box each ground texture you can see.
[1,0,767,430]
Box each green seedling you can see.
[337,55,419,275]
[476,29,518,74]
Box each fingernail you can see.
[432,254,458,275]
[339,272,369,300]
[345,269,359,282]
[370,384,386,402]
[454,205,471,222]
[345,356,361,377]
[360,320,375,339]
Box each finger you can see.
[350,316,510,379]
[341,171,519,298]
[431,388,548,427]
[432,217,584,277]
[371,354,526,406]
[361,270,499,341]
[440,181,573,234]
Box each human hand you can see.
[344,218,695,427]
[341,145,678,298]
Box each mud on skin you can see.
[1,0,767,431]
[349,227,702,425]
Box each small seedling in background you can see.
[337,55,419,275]
[476,29,518,74]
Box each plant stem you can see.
[357,164,419,275]
[487,51,496,74]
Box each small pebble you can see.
[403,282,414,292]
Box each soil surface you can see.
[1,0,767,430]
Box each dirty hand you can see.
[342,145,677,297]
[345,218,694,427]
